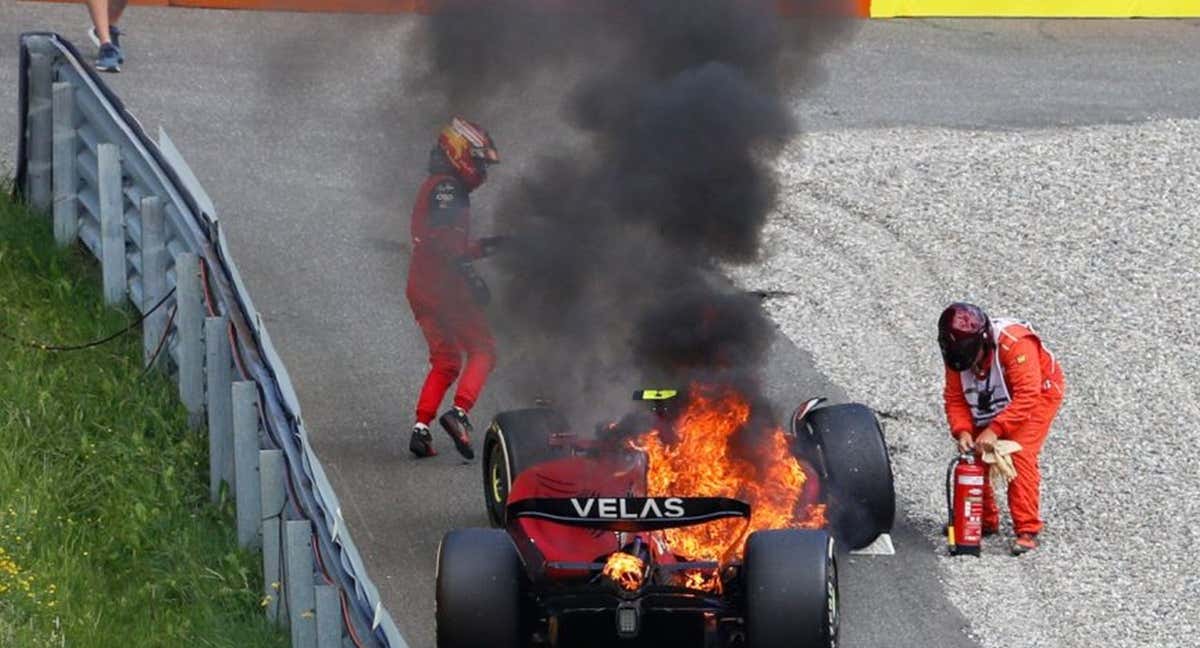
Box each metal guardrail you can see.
[13,32,408,648]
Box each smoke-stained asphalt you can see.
[3,4,1198,646]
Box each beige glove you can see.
[981,439,1022,485]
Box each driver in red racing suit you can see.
[407,118,504,460]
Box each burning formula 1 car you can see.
[435,387,894,648]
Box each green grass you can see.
[0,181,287,648]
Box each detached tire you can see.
[744,529,838,648]
[805,403,895,550]
[435,528,522,648]
[482,408,569,527]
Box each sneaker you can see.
[409,425,436,458]
[1011,533,1039,556]
[438,407,476,460]
[95,44,121,73]
[88,25,124,63]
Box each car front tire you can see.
[804,403,895,550]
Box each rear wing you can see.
[507,496,750,532]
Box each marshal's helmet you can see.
[437,117,500,190]
[937,302,992,371]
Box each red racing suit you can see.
[405,173,495,425]
[943,319,1065,535]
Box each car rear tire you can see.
[435,528,523,648]
[482,408,570,527]
[804,403,895,550]
[743,529,838,648]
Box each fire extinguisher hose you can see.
[945,455,961,548]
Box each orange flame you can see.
[639,385,820,561]
[602,552,646,592]
[680,569,723,594]
[797,503,828,530]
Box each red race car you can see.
[435,389,894,648]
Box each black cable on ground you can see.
[0,287,176,352]
[139,303,178,379]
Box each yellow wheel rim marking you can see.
[491,459,504,503]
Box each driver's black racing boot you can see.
[438,407,476,460]
[409,424,437,458]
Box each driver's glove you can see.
[458,260,491,306]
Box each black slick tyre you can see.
[482,408,569,527]
[804,403,896,550]
[435,528,522,648]
[743,529,838,648]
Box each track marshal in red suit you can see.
[938,302,1066,555]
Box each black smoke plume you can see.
[421,0,856,442]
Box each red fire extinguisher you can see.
[946,452,985,556]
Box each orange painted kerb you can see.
[27,0,870,17]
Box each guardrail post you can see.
[206,315,234,502]
[286,519,317,648]
[315,585,343,648]
[27,52,53,213]
[176,253,205,428]
[140,196,167,369]
[233,381,262,548]
[98,143,126,306]
[52,82,78,246]
[261,449,287,627]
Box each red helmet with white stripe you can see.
[938,302,992,371]
[437,117,500,190]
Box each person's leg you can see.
[432,305,493,460]
[449,307,495,413]
[84,0,112,44]
[1007,391,1063,536]
[409,309,463,458]
[106,0,127,64]
[413,312,462,426]
[109,0,128,24]
[980,466,1001,533]
[1006,444,1045,535]
[86,0,121,72]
